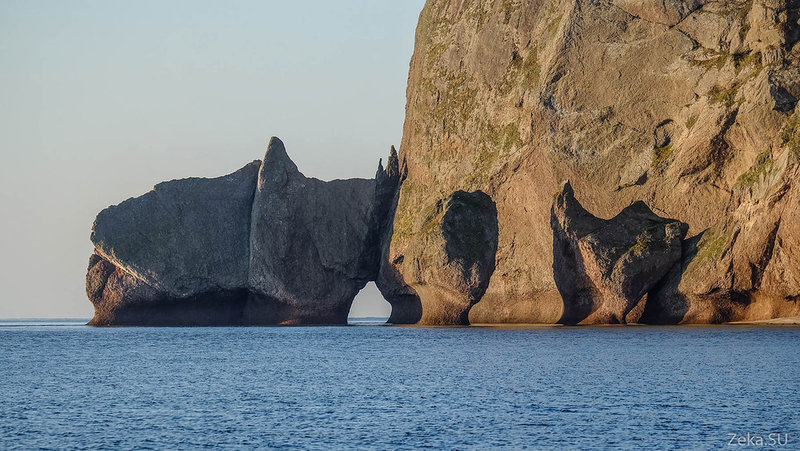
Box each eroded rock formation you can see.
[88,161,260,325]
[246,138,384,324]
[87,138,399,325]
[552,182,688,324]
[376,190,498,325]
[643,146,800,324]
[88,0,800,326]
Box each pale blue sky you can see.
[0,0,425,318]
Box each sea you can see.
[1,318,798,450]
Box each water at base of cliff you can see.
[1,320,798,449]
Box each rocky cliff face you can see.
[88,0,800,326]
[88,161,260,325]
[246,138,384,324]
[91,161,260,300]
[87,138,399,325]
[382,0,800,324]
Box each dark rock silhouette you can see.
[88,161,259,325]
[246,138,384,324]
[87,138,398,325]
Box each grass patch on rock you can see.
[695,228,729,263]
[546,15,562,37]
[733,51,762,73]
[652,143,674,167]
[780,112,800,155]
[708,83,743,108]
[690,51,729,71]
[736,150,774,187]
[498,47,540,95]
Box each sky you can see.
[0,0,426,319]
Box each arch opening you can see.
[347,282,391,325]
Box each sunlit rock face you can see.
[387,0,800,324]
[376,189,499,325]
[87,138,399,326]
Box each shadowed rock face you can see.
[246,138,384,324]
[86,253,248,326]
[376,190,499,325]
[87,138,398,326]
[91,161,260,299]
[551,182,688,324]
[88,161,260,325]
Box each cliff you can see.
[379,0,800,324]
[87,0,800,325]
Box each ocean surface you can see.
[1,319,798,450]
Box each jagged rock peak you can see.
[87,136,386,326]
[552,181,604,239]
[387,145,400,180]
[261,136,298,182]
[376,145,402,189]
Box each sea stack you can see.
[87,138,398,325]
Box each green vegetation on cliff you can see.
[736,150,774,188]
[781,112,800,155]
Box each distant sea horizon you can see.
[0,317,393,326]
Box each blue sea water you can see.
[1,319,798,450]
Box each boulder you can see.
[551,182,688,324]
